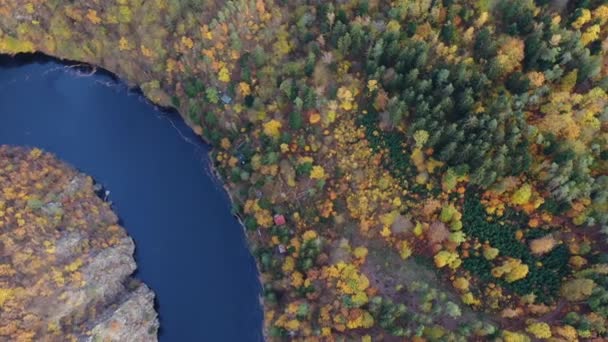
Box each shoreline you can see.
[210,156,269,341]
[0,52,267,340]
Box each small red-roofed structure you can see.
[274,214,286,226]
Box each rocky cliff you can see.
[0,145,158,341]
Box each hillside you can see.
[0,146,158,341]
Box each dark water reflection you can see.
[0,55,263,342]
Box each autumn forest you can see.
[0,0,607,341]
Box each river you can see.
[0,55,263,341]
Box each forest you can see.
[0,0,607,340]
[0,146,158,341]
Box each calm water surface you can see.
[0,55,263,342]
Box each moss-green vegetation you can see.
[462,194,570,303]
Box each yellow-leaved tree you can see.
[310,165,326,180]
[263,120,282,138]
[218,67,230,83]
[491,258,529,282]
[434,250,461,269]
[497,37,524,74]
[511,184,532,206]
[526,322,552,339]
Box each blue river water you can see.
[0,55,263,341]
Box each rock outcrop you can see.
[0,145,158,341]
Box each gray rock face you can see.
[0,146,158,341]
[75,236,159,342]
[87,283,158,342]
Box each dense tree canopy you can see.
[0,0,607,340]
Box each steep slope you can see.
[0,146,158,341]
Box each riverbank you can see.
[0,58,263,341]
[213,162,269,341]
